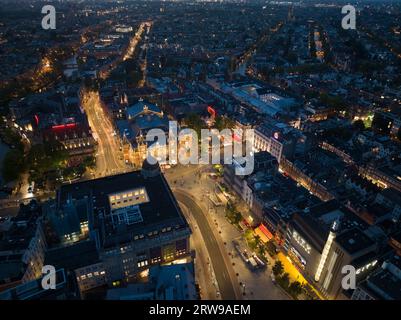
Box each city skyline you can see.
[0,0,400,306]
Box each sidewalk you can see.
[211,208,291,300]
[201,178,291,300]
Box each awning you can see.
[254,223,273,243]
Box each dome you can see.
[141,156,161,178]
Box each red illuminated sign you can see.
[233,133,242,142]
[207,105,216,118]
[51,123,77,130]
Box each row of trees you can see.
[2,139,72,187]
[2,135,95,187]
[27,141,69,183]
[2,128,26,183]
[272,261,304,299]
[184,113,237,139]
[319,92,347,112]
[225,201,243,225]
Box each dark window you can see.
[149,247,162,259]
[176,239,187,252]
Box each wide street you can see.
[81,90,129,178]
[165,163,290,300]
[174,189,238,300]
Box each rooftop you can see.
[45,240,100,271]
[335,228,375,255]
[57,170,189,248]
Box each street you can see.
[174,189,238,300]
[165,163,290,300]
[81,90,129,178]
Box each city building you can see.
[283,201,381,299]
[0,202,46,292]
[106,262,197,300]
[54,161,191,286]
[0,269,71,300]
[352,256,401,300]
[42,122,96,162]
[116,99,169,167]
[44,240,106,296]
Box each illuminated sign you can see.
[292,230,311,254]
[356,260,378,275]
[52,123,77,130]
[207,106,216,118]
[290,246,307,266]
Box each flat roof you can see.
[336,228,375,255]
[45,240,100,271]
[367,269,401,299]
[57,171,189,247]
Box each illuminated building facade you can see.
[55,162,191,286]
[284,201,380,299]
[254,122,297,164]
[42,123,96,160]
[0,205,46,292]
[352,257,401,300]
[116,99,169,167]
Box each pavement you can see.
[165,163,291,300]
[206,195,291,300]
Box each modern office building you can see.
[0,202,46,292]
[284,201,380,299]
[0,269,71,300]
[55,161,191,286]
[352,256,401,300]
[106,262,197,300]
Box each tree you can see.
[184,113,206,139]
[26,140,68,184]
[278,272,290,289]
[225,202,243,225]
[254,235,261,247]
[272,261,284,277]
[266,240,277,257]
[258,243,267,258]
[2,149,25,183]
[352,119,365,131]
[1,128,24,151]
[288,281,303,299]
[319,93,345,111]
[82,155,96,169]
[214,115,236,131]
[372,113,391,135]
